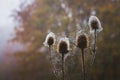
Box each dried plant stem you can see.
[49,46,52,64]
[49,46,59,80]
[91,29,97,64]
[49,46,53,79]
[62,53,65,80]
[81,49,85,80]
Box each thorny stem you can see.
[81,49,85,80]
[62,53,65,80]
[91,29,97,64]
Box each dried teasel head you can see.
[88,15,103,33]
[76,31,89,49]
[43,32,56,47]
[57,37,70,54]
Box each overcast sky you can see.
[0,0,20,27]
[0,0,21,54]
[0,0,33,54]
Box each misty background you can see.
[0,0,120,80]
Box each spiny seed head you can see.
[88,15,103,33]
[91,20,99,29]
[57,37,70,54]
[43,32,56,47]
[76,32,89,49]
[58,41,68,54]
[47,37,54,46]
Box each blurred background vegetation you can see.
[0,0,120,80]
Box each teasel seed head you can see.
[43,32,56,47]
[76,32,89,49]
[88,15,103,33]
[57,37,70,54]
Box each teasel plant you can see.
[43,32,56,63]
[76,31,89,80]
[57,37,71,80]
[88,15,103,64]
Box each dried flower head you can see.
[57,37,70,54]
[88,15,103,33]
[43,32,56,47]
[76,31,89,49]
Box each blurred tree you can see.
[11,0,120,80]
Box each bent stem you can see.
[62,53,65,80]
[81,49,85,80]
